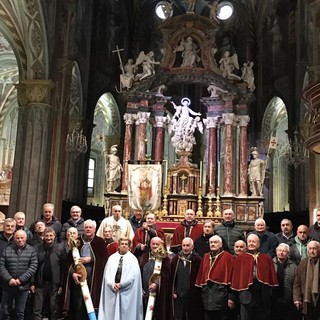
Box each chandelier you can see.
[285,130,309,168]
[66,125,87,159]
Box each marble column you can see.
[9,80,54,224]
[154,116,166,161]
[222,113,235,195]
[206,117,219,192]
[238,115,250,195]
[121,113,136,192]
[135,111,151,161]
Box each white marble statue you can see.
[120,58,136,90]
[241,61,256,91]
[169,97,203,152]
[207,84,228,97]
[174,37,201,68]
[248,148,265,196]
[135,51,160,81]
[219,50,241,80]
[105,145,122,193]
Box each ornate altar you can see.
[105,11,262,229]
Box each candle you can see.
[199,161,203,186]
[164,160,168,186]
[217,160,220,187]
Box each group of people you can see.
[1,204,320,320]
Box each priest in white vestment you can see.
[98,237,143,320]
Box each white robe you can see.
[98,251,143,320]
[96,216,134,242]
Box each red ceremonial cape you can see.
[231,252,278,291]
[131,226,165,253]
[170,222,203,249]
[195,250,234,287]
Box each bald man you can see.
[96,205,134,241]
[230,234,278,320]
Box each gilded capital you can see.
[222,113,235,125]
[15,80,54,105]
[135,112,150,125]
[154,116,167,128]
[238,115,250,127]
[206,117,219,129]
[123,113,136,125]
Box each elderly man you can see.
[129,210,145,233]
[140,237,172,320]
[234,240,247,256]
[60,205,85,240]
[250,218,278,257]
[0,218,16,256]
[0,230,38,320]
[214,208,245,254]
[14,211,32,239]
[195,235,234,320]
[63,219,106,319]
[293,240,320,320]
[132,212,165,260]
[98,237,143,320]
[31,227,64,320]
[96,205,134,241]
[230,234,278,320]
[28,219,46,246]
[31,203,62,242]
[290,224,312,265]
[170,208,203,254]
[308,209,320,241]
[271,243,300,320]
[172,237,203,320]
[275,218,295,245]
[194,220,215,257]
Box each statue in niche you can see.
[120,58,136,90]
[174,37,201,68]
[241,61,256,91]
[207,84,228,97]
[105,145,122,193]
[219,50,241,80]
[169,98,203,152]
[248,148,266,196]
[135,51,160,81]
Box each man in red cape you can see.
[170,208,202,254]
[132,212,165,261]
[195,235,234,320]
[230,233,278,320]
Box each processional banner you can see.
[127,164,162,211]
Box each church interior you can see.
[0,0,319,229]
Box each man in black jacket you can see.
[0,229,38,320]
[31,227,64,320]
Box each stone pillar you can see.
[154,116,166,161]
[135,112,150,161]
[10,80,54,224]
[121,113,135,192]
[238,115,250,195]
[222,113,235,195]
[206,117,219,192]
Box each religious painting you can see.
[128,164,162,211]
[236,205,245,221]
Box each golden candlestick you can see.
[214,186,221,217]
[207,186,213,218]
[161,185,168,217]
[196,186,203,218]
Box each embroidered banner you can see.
[128,164,162,211]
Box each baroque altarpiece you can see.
[105,13,263,227]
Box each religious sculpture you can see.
[168,97,203,153]
[120,58,136,90]
[248,148,266,196]
[135,50,160,81]
[206,1,219,23]
[241,61,256,91]
[207,84,228,98]
[174,37,201,68]
[105,145,122,193]
[219,50,241,80]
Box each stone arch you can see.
[261,96,290,212]
[88,93,121,206]
[0,0,49,80]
